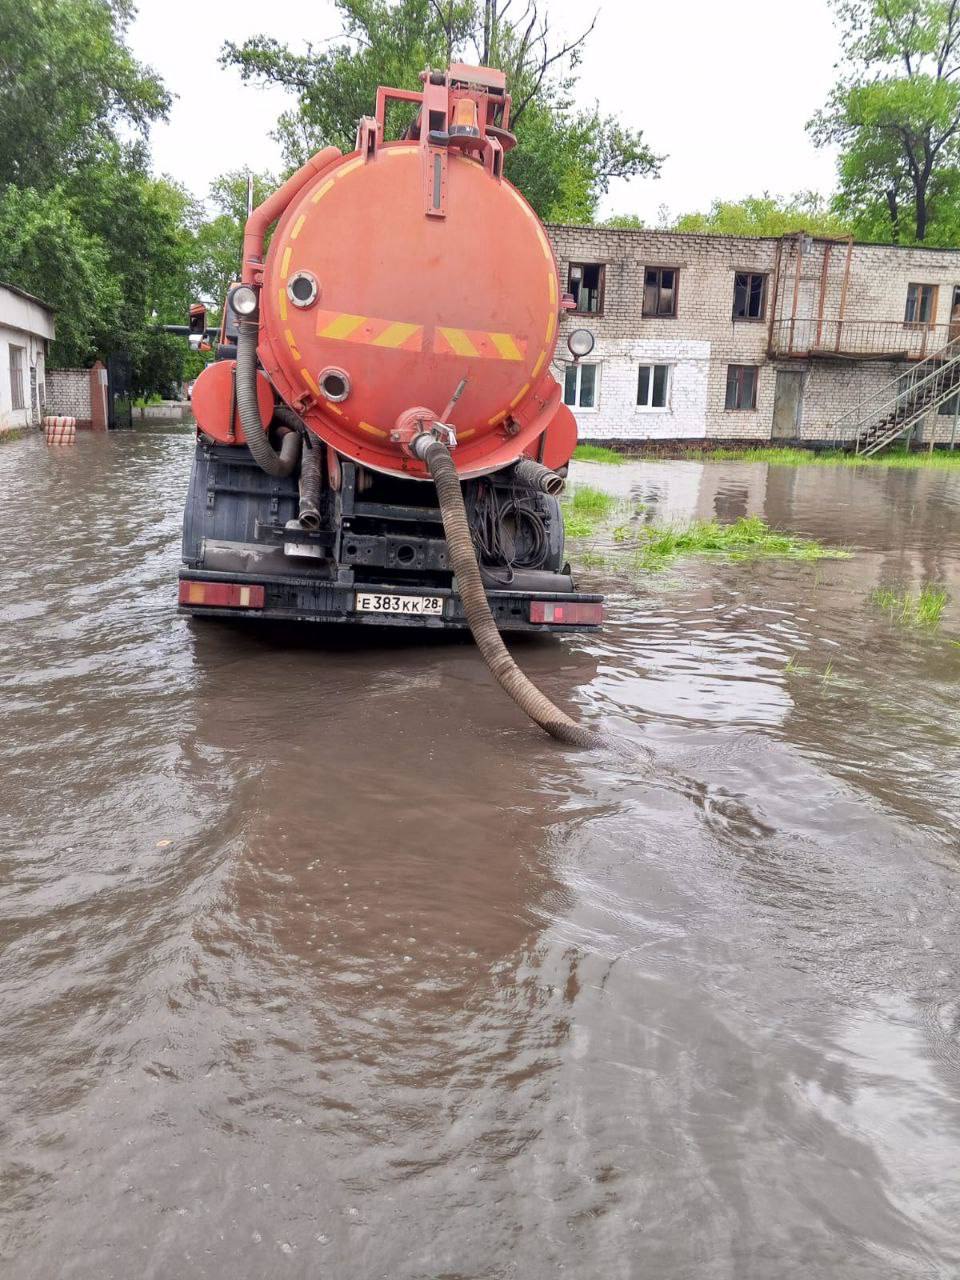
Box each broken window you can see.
[643,267,678,317]
[563,361,599,409]
[567,263,604,314]
[733,272,767,320]
[8,344,24,411]
[905,283,937,326]
[725,364,758,411]
[637,364,670,408]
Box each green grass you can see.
[572,444,625,464]
[0,427,25,444]
[627,515,847,569]
[870,584,949,626]
[674,445,960,471]
[561,484,619,537]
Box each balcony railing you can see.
[769,318,955,360]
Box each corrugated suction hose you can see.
[237,319,301,478]
[414,435,599,748]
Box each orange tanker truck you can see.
[180,63,602,743]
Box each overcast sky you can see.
[128,0,842,221]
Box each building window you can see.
[8,344,24,411]
[637,363,670,409]
[733,272,767,320]
[563,361,599,410]
[905,283,937,326]
[725,364,758,410]
[567,263,604,314]
[643,267,678,317]
[938,391,960,416]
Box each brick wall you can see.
[545,223,960,446]
[46,369,92,425]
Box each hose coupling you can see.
[392,406,457,457]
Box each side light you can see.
[229,285,259,317]
[567,329,596,360]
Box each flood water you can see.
[2,431,960,1279]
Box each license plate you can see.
[355,592,444,617]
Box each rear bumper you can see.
[177,568,603,633]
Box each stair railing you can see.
[822,333,960,452]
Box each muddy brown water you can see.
[2,432,960,1279]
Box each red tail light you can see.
[529,600,603,625]
[179,580,265,609]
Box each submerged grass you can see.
[870,584,948,626]
[627,515,848,569]
[572,444,625,464]
[561,484,619,537]
[562,488,848,573]
[676,445,960,471]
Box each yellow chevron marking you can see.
[489,332,523,361]
[536,227,552,262]
[458,428,476,440]
[335,157,363,180]
[280,246,292,277]
[532,350,546,378]
[548,272,557,305]
[311,179,335,204]
[285,329,302,360]
[545,312,556,343]
[488,409,508,426]
[327,403,343,416]
[372,321,420,348]
[300,369,320,395]
[290,214,306,241]
[358,420,387,438]
[278,289,288,322]
[510,383,530,409]
[319,312,367,340]
[439,326,478,357]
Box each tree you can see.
[809,0,960,243]
[190,170,278,307]
[0,185,121,366]
[220,0,661,222]
[670,193,853,238]
[0,0,169,188]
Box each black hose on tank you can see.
[412,434,599,748]
[236,319,301,478]
[509,457,566,496]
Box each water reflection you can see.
[1,436,960,1277]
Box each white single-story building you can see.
[0,282,55,432]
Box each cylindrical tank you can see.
[256,126,566,480]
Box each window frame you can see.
[642,265,680,318]
[636,362,671,411]
[904,282,938,328]
[725,363,759,412]
[732,271,768,322]
[8,343,25,412]
[567,261,605,317]
[563,360,600,412]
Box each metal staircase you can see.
[826,334,960,455]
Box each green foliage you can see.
[0,0,199,388]
[220,0,661,223]
[0,0,169,187]
[0,184,121,366]
[809,0,960,242]
[870,584,948,624]
[671,193,852,238]
[190,169,277,307]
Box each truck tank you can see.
[180,63,603,742]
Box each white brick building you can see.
[546,225,960,447]
[0,283,55,432]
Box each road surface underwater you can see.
[2,432,960,1278]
